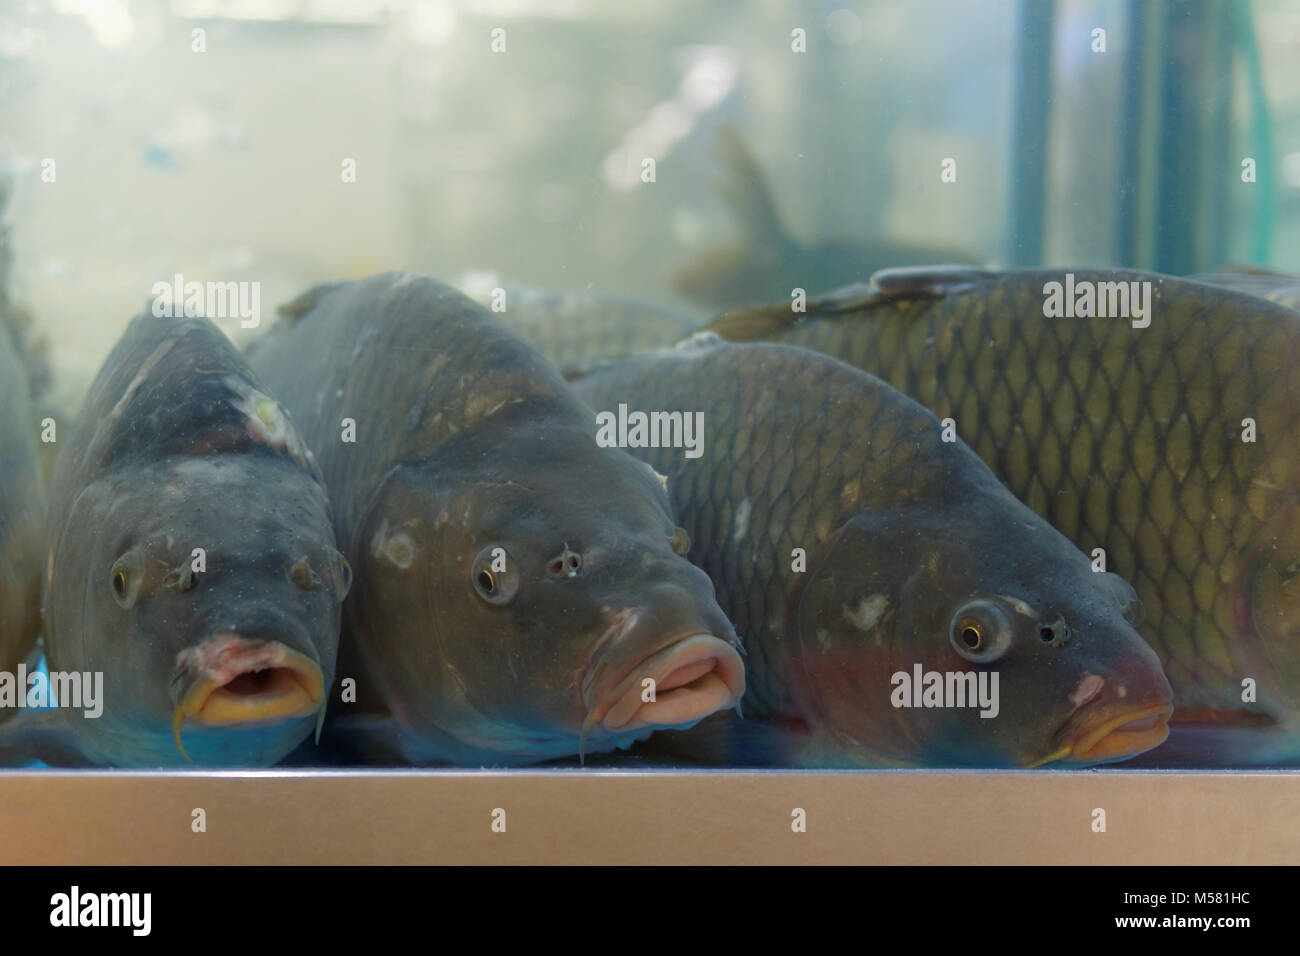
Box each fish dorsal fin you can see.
[703,284,873,341]
[1202,263,1299,280]
[277,281,348,322]
[868,265,993,297]
[712,124,790,247]
[704,267,989,342]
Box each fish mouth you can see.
[582,633,746,747]
[173,634,324,729]
[1030,703,1174,768]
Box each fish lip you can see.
[584,632,746,734]
[1037,702,1174,767]
[172,634,324,727]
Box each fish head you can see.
[351,433,743,763]
[61,456,347,765]
[791,497,1173,768]
[1233,490,1300,722]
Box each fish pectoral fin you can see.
[704,301,818,342]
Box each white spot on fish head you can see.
[370,519,415,570]
[226,377,311,464]
[732,498,752,544]
[1070,674,1104,708]
[997,594,1036,618]
[844,594,890,632]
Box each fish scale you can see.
[708,268,1300,721]
[29,314,348,767]
[246,272,743,765]
[575,337,1173,767]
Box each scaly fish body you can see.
[707,267,1300,729]
[35,314,348,767]
[462,280,701,369]
[574,337,1172,768]
[246,272,743,766]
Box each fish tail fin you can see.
[670,126,795,303]
[711,123,790,248]
[0,179,52,401]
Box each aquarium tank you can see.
[1,0,1300,871]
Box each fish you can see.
[572,335,1173,768]
[0,321,43,707]
[670,125,979,310]
[0,182,46,714]
[706,266,1300,747]
[1191,268,1300,312]
[244,271,744,766]
[29,313,350,767]
[459,278,702,369]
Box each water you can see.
[1,0,1299,770]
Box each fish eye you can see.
[291,559,321,591]
[336,554,353,597]
[109,550,145,610]
[948,599,1013,663]
[471,544,519,605]
[670,526,691,556]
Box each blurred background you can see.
[1,0,1298,412]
